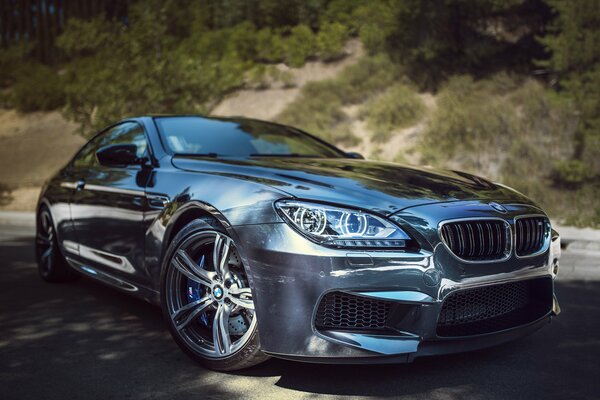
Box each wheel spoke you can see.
[41,214,50,232]
[173,296,212,331]
[213,304,232,355]
[41,247,53,261]
[228,287,254,310]
[213,233,232,279]
[37,235,51,245]
[172,250,214,287]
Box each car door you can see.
[68,122,152,287]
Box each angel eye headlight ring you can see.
[275,200,414,249]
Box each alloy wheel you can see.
[36,211,55,277]
[165,231,256,358]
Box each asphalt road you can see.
[1,230,599,400]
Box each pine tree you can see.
[539,0,600,183]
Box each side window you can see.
[72,135,103,168]
[72,122,148,168]
[97,122,148,159]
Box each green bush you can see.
[420,73,595,227]
[276,80,354,144]
[275,55,408,147]
[331,55,404,104]
[11,64,65,112]
[353,2,397,54]
[284,25,317,67]
[255,28,285,63]
[360,83,425,135]
[552,160,592,188]
[246,64,270,89]
[423,76,532,159]
[267,67,296,88]
[316,22,348,60]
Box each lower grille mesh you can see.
[437,278,552,337]
[315,292,391,331]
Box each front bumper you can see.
[233,204,560,363]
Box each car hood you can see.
[171,156,533,215]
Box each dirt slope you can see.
[0,109,84,210]
[212,40,364,120]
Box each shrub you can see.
[276,79,359,146]
[275,55,408,148]
[255,28,285,63]
[360,83,425,135]
[284,25,317,67]
[246,64,271,90]
[552,160,592,188]
[332,55,404,104]
[11,64,65,112]
[353,2,397,54]
[316,22,348,60]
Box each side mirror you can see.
[96,144,143,167]
[346,152,365,160]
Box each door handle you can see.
[76,180,86,191]
[147,194,170,209]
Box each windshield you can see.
[154,116,345,158]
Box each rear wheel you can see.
[161,220,268,371]
[36,207,78,282]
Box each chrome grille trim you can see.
[514,215,550,258]
[439,218,512,263]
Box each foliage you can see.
[316,22,348,60]
[276,55,406,146]
[329,55,405,104]
[348,0,551,88]
[418,73,600,225]
[255,28,285,62]
[0,43,34,88]
[421,74,577,174]
[284,25,317,67]
[10,64,66,112]
[352,2,398,54]
[276,80,356,146]
[360,84,425,137]
[552,160,593,188]
[538,0,600,181]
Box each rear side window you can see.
[72,122,148,168]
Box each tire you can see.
[36,206,79,282]
[160,219,269,371]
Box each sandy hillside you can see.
[212,40,364,120]
[0,109,84,211]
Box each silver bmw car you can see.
[36,115,561,370]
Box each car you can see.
[36,115,561,371]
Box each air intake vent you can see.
[440,220,510,261]
[315,292,391,331]
[437,278,553,337]
[515,217,549,257]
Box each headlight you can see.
[275,200,412,248]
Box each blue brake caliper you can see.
[186,255,210,327]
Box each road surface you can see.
[1,222,599,399]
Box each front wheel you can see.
[161,220,268,371]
